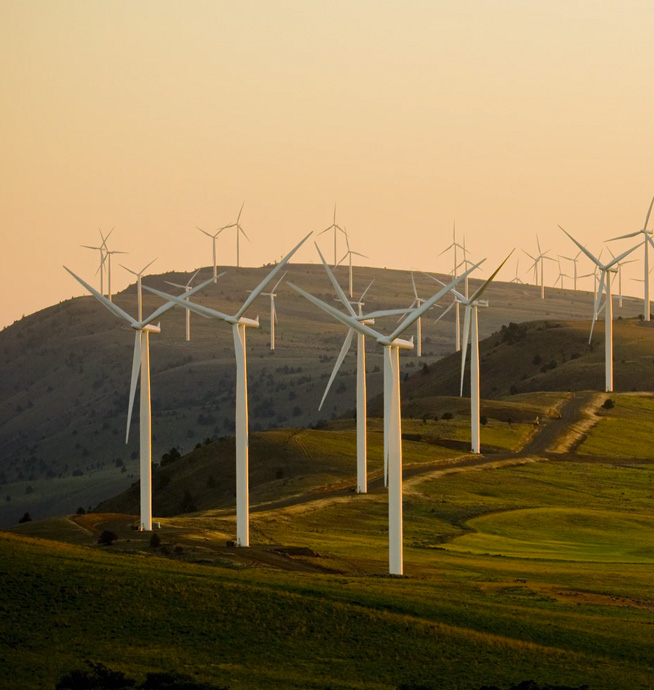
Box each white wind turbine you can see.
[64,267,215,530]
[318,203,347,266]
[145,234,312,547]
[438,223,467,351]
[510,256,524,284]
[165,270,202,342]
[559,251,581,291]
[224,201,249,268]
[523,236,555,299]
[606,247,637,308]
[81,228,113,296]
[606,196,654,321]
[553,258,571,290]
[259,272,287,351]
[336,229,368,298]
[316,246,410,493]
[289,261,481,575]
[399,272,430,357]
[457,253,513,453]
[120,258,157,322]
[560,226,639,392]
[196,225,225,281]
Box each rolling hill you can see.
[0,261,644,526]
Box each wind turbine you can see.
[553,258,571,290]
[559,251,581,291]
[259,272,287,351]
[196,226,225,281]
[510,256,524,284]
[289,261,481,575]
[63,267,215,530]
[120,258,157,322]
[165,270,201,341]
[223,201,249,268]
[438,222,467,351]
[523,236,555,299]
[606,196,654,321]
[399,272,430,357]
[560,226,639,392]
[318,203,347,266]
[456,253,513,453]
[81,228,113,296]
[145,234,312,547]
[336,229,368,298]
[606,247,637,308]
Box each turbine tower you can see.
[64,267,215,530]
[559,251,581,291]
[606,195,654,321]
[318,203,347,266]
[457,254,513,453]
[510,256,524,284]
[145,234,311,547]
[560,226,638,392]
[165,270,202,341]
[120,258,157,322]
[289,262,481,575]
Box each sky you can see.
[2,0,654,328]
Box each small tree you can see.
[602,398,615,410]
[18,512,32,524]
[149,533,161,548]
[480,415,488,426]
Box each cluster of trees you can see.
[398,682,590,690]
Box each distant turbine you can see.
[64,267,215,530]
[553,258,571,290]
[606,196,654,320]
[318,203,347,266]
[165,270,203,341]
[81,227,113,296]
[224,201,249,268]
[145,234,312,547]
[523,236,555,299]
[399,272,429,357]
[457,253,513,453]
[606,247,637,308]
[120,258,157,322]
[438,222,466,351]
[289,261,481,575]
[560,226,639,392]
[336,229,367,298]
[510,256,524,284]
[559,251,581,291]
[259,272,287,351]
[196,225,225,281]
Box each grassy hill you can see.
[4,428,654,689]
[0,262,644,527]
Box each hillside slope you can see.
[0,262,641,525]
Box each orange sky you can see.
[2,1,654,328]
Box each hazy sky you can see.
[2,1,654,328]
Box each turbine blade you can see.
[120,264,138,277]
[234,233,312,320]
[64,266,135,324]
[237,200,245,224]
[315,243,357,316]
[644,195,654,230]
[271,271,287,293]
[143,285,235,323]
[389,260,485,342]
[434,300,455,323]
[361,307,416,320]
[359,279,374,302]
[140,257,157,274]
[126,331,141,443]
[411,271,418,300]
[467,250,514,303]
[186,269,201,287]
[288,283,383,341]
[197,226,213,238]
[606,230,641,241]
[318,329,354,410]
[558,226,602,268]
[141,275,218,326]
[605,242,640,268]
[460,306,471,397]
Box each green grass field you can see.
[4,449,654,690]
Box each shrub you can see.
[98,530,118,546]
[442,412,453,420]
[161,448,181,466]
[602,398,615,409]
[480,415,488,426]
[18,512,32,524]
[76,506,86,515]
[149,533,161,548]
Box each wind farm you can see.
[5,3,654,689]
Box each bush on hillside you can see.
[602,398,615,409]
[18,512,32,524]
[161,448,181,467]
[98,530,118,546]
